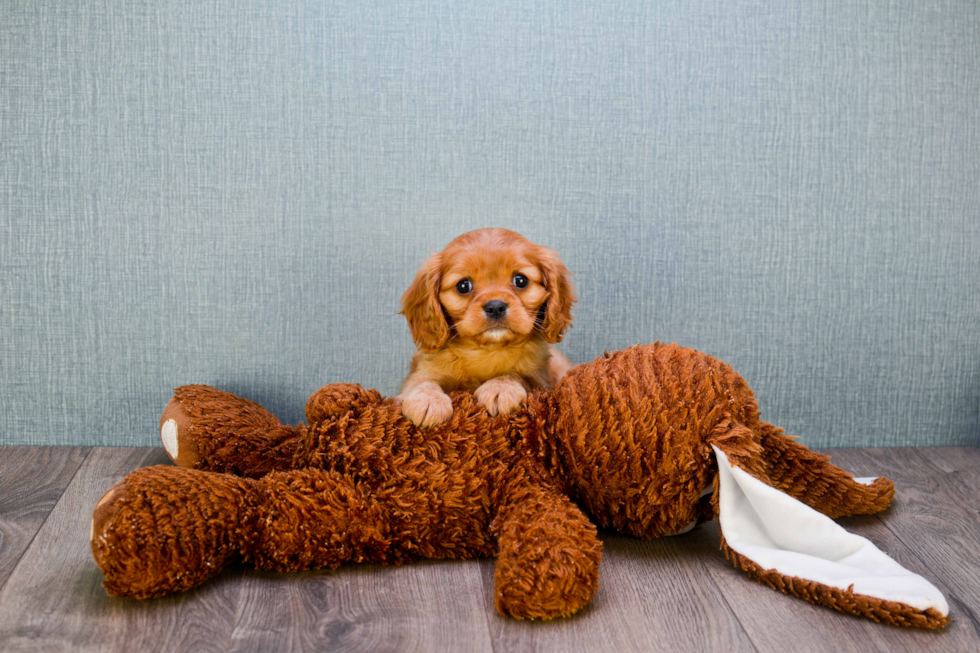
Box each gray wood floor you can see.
[0,446,978,653]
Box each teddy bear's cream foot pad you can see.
[159,395,202,468]
[711,445,949,626]
[161,419,178,460]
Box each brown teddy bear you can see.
[90,343,949,628]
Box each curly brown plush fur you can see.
[90,343,947,627]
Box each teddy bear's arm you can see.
[490,478,602,620]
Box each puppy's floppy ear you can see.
[400,253,450,352]
[536,245,576,343]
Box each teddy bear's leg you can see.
[161,385,312,477]
[91,465,254,598]
[491,480,602,619]
[755,422,895,518]
[93,464,485,598]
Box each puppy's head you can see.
[401,228,575,352]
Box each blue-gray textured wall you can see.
[2,1,978,448]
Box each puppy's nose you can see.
[483,300,508,320]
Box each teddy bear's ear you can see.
[306,383,384,425]
[710,443,949,628]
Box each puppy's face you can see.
[401,228,575,352]
[438,242,547,346]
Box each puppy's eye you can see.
[512,274,529,289]
[455,279,473,294]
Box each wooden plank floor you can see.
[0,446,978,653]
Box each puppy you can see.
[398,228,575,427]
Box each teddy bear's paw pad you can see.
[160,396,199,468]
[161,419,178,460]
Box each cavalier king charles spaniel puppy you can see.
[398,228,575,427]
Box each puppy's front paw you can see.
[399,384,454,427]
[474,377,527,417]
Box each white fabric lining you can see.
[712,445,947,616]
